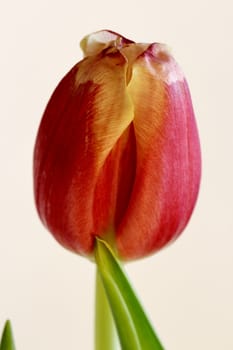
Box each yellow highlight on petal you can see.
[80,30,123,57]
[75,49,135,168]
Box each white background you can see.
[1,0,233,349]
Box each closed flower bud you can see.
[34,30,201,260]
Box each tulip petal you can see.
[81,30,134,57]
[116,45,201,259]
[34,49,135,255]
[93,124,137,239]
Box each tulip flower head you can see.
[34,30,201,260]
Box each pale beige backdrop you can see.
[0,0,232,349]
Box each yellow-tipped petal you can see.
[74,49,134,169]
[80,30,134,57]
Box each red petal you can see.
[116,47,201,260]
[34,49,134,256]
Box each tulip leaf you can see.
[95,238,164,350]
[0,321,16,350]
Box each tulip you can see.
[34,30,201,260]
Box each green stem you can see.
[95,238,165,350]
[95,268,119,350]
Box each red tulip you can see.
[34,30,201,260]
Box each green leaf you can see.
[95,238,165,350]
[0,321,16,350]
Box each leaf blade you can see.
[0,321,16,350]
[95,238,165,350]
